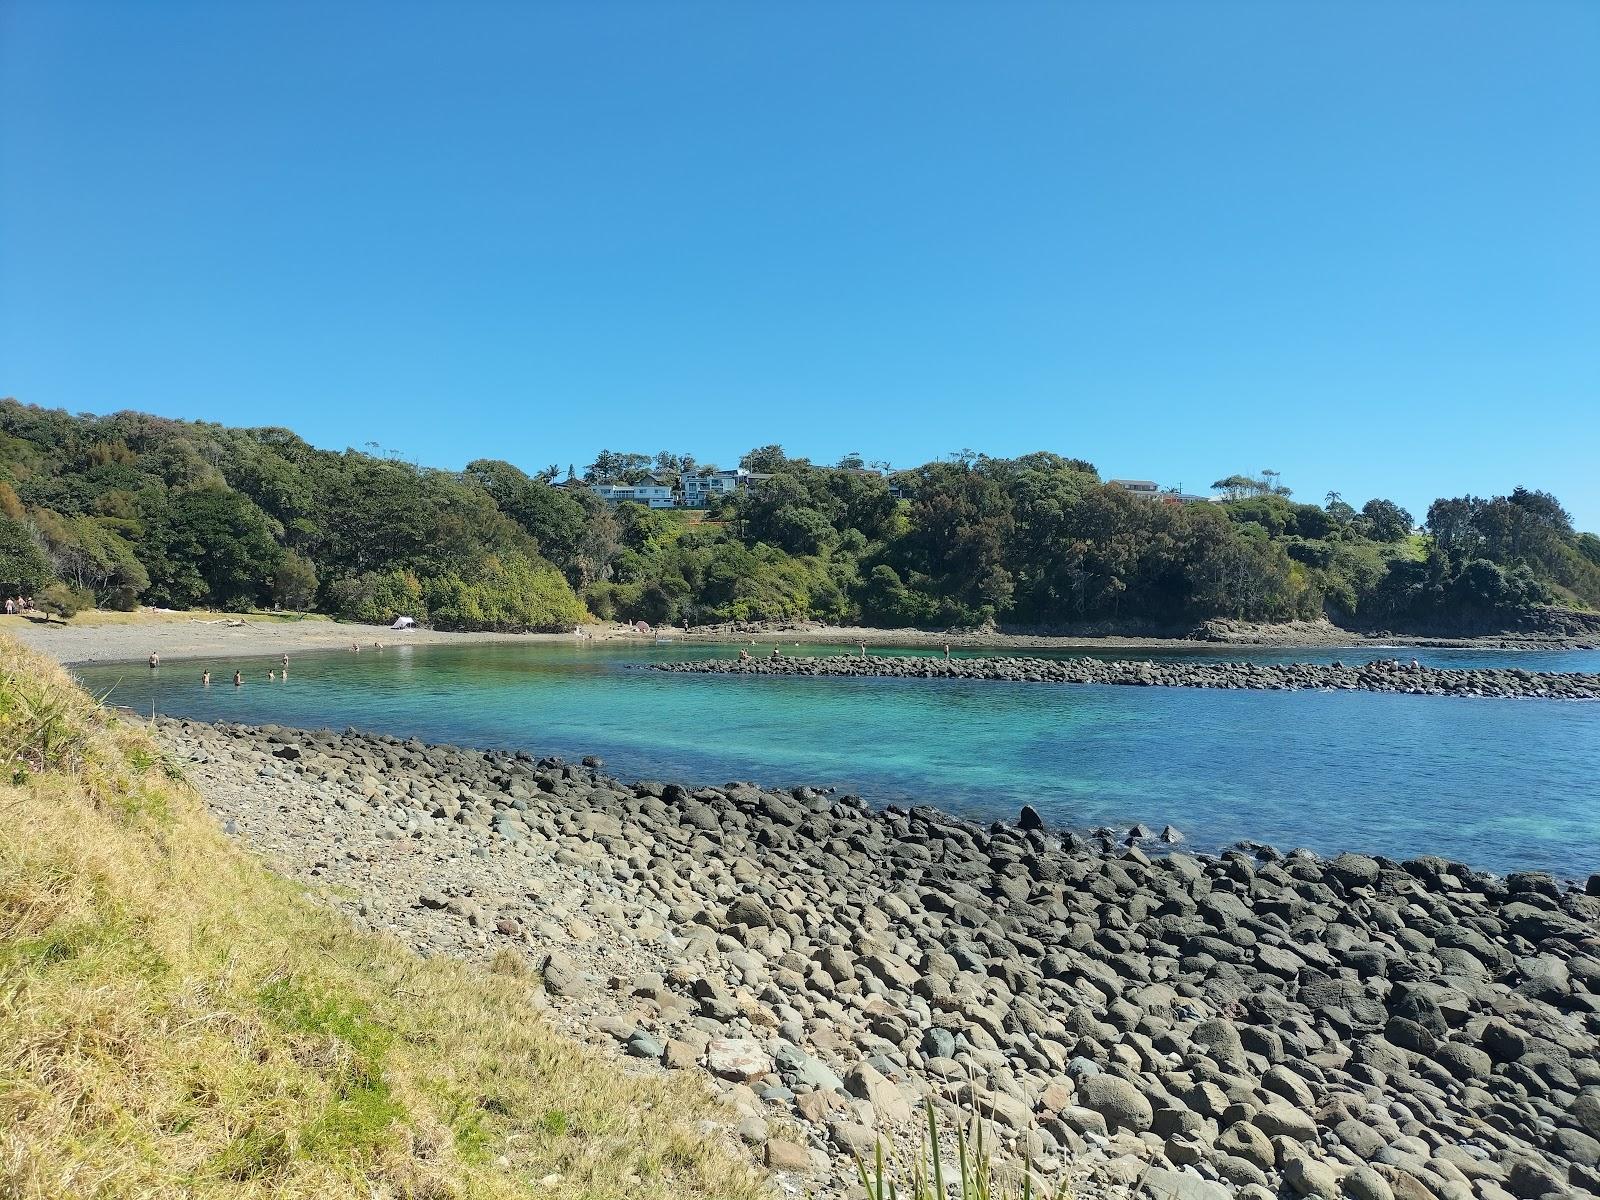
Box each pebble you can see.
[163,715,1600,1200]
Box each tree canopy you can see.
[1,398,1593,636]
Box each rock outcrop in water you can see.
[160,716,1600,1200]
[648,655,1600,700]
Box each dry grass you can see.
[0,634,767,1200]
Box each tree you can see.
[1426,496,1486,559]
[0,515,52,593]
[1211,471,1290,501]
[463,459,590,582]
[1211,474,1262,501]
[0,481,24,520]
[36,581,91,622]
[584,450,654,484]
[145,487,282,610]
[1360,498,1413,543]
[837,452,866,471]
[271,551,319,611]
[1507,487,1571,532]
[1324,496,1358,531]
[739,445,790,473]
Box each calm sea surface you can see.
[75,641,1600,879]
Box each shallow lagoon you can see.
[78,640,1600,879]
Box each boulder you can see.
[1076,1074,1153,1133]
[706,1038,770,1081]
[843,1062,913,1124]
[1140,1166,1232,1200]
[725,895,775,928]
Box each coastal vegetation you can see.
[0,634,766,1198]
[1,399,1595,635]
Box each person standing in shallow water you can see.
[233,671,242,686]
[201,670,210,686]
[149,651,160,669]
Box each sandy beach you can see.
[7,608,1591,668]
[0,611,631,666]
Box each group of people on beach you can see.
[3,596,34,615]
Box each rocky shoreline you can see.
[647,655,1600,701]
[156,716,1600,1200]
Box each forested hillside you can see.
[1,399,1595,634]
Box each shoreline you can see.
[157,714,1600,1200]
[8,610,1595,668]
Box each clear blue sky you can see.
[3,1,1597,527]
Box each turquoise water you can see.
[76,641,1600,879]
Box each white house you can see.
[1109,478,1162,496]
[1109,478,1217,506]
[591,479,678,508]
[677,467,772,507]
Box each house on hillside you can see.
[1109,478,1162,497]
[591,478,678,508]
[677,467,773,507]
[678,469,743,507]
[1109,479,1216,506]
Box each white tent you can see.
[390,616,417,630]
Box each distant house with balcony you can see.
[676,467,773,507]
[1110,478,1216,506]
[591,478,678,508]
[1109,478,1161,497]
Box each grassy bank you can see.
[0,634,765,1200]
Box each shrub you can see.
[35,581,92,622]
